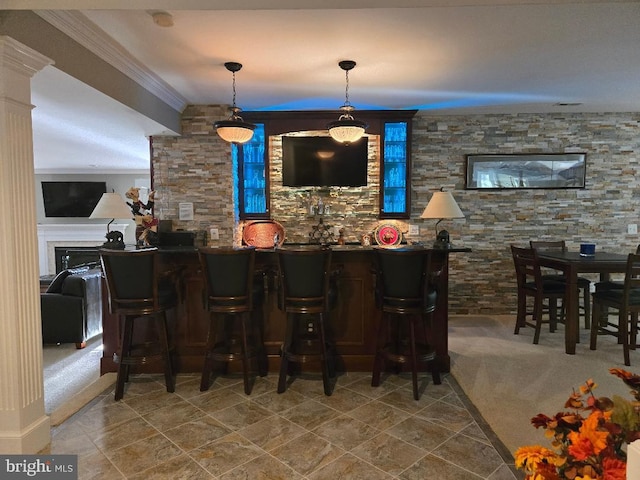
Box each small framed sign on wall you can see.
[178,202,194,220]
[465,153,586,190]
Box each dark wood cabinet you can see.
[241,110,416,220]
[100,247,466,376]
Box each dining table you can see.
[536,250,630,354]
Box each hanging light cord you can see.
[339,68,356,120]
[344,68,352,108]
[228,69,244,121]
[231,70,238,109]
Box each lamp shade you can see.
[214,120,256,144]
[420,191,464,220]
[89,193,133,220]
[327,119,367,144]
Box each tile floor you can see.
[41,371,523,479]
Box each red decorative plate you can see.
[242,220,286,248]
[374,224,402,246]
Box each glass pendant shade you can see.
[328,117,367,144]
[215,119,256,144]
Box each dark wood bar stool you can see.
[276,246,335,396]
[371,247,441,400]
[198,246,267,394]
[99,248,177,401]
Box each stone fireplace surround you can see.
[37,224,128,276]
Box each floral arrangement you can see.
[515,368,640,480]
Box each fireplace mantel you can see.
[37,224,128,275]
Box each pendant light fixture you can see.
[327,60,367,144]
[214,62,256,144]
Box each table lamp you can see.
[89,192,132,249]
[420,188,465,248]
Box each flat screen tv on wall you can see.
[282,136,368,187]
[41,181,107,218]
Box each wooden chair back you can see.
[277,247,332,314]
[100,248,164,316]
[198,246,256,314]
[374,247,436,315]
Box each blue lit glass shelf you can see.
[234,123,268,218]
[382,122,408,216]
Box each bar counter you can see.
[100,244,469,376]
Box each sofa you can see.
[40,267,103,348]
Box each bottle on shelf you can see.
[308,195,317,215]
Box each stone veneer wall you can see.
[152,105,410,245]
[152,108,640,315]
[414,112,640,315]
[267,131,388,244]
[152,105,237,243]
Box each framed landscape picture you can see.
[465,153,586,190]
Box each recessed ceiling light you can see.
[150,11,174,28]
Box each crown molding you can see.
[0,35,53,76]
[35,168,151,175]
[35,10,187,112]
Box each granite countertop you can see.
[155,243,471,253]
[257,242,374,252]
[157,246,199,253]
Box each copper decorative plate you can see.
[374,224,402,246]
[242,220,286,248]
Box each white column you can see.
[628,440,640,480]
[0,36,53,453]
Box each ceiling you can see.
[13,0,640,173]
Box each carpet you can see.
[448,315,635,456]
[43,335,116,425]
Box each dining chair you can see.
[511,245,567,344]
[594,244,640,292]
[529,240,592,329]
[371,246,441,400]
[590,253,640,366]
[276,246,336,396]
[197,246,268,394]
[99,247,178,401]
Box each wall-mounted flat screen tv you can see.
[282,136,368,187]
[41,181,107,217]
